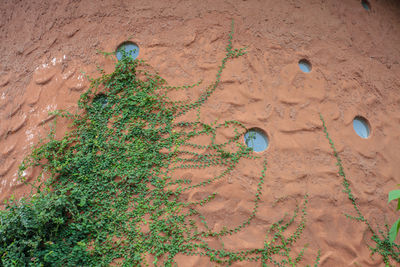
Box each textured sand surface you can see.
[1,0,400,265]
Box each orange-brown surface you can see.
[1,0,400,266]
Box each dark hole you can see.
[353,116,371,138]
[361,0,371,11]
[298,59,312,73]
[93,94,108,108]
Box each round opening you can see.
[353,116,370,138]
[361,0,371,11]
[116,41,139,61]
[298,59,312,73]
[244,128,269,152]
[93,94,108,109]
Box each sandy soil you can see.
[1,0,400,265]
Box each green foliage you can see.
[320,114,400,266]
[0,193,93,265]
[388,189,400,243]
[0,22,314,266]
[313,249,321,267]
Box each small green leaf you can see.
[388,189,400,203]
[79,198,86,207]
[389,218,400,243]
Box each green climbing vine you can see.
[0,22,314,266]
[320,114,400,266]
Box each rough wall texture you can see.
[1,0,400,265]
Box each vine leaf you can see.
[388,189,400,211]
[390,218,400,243]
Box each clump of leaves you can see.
[0,22,312,266]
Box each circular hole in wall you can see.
[116,41,139,61]
[244,128,269,152]
[93,94,108,109]
[298,59,312,73]
[353,116,370,138]
[361,0,371,11]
